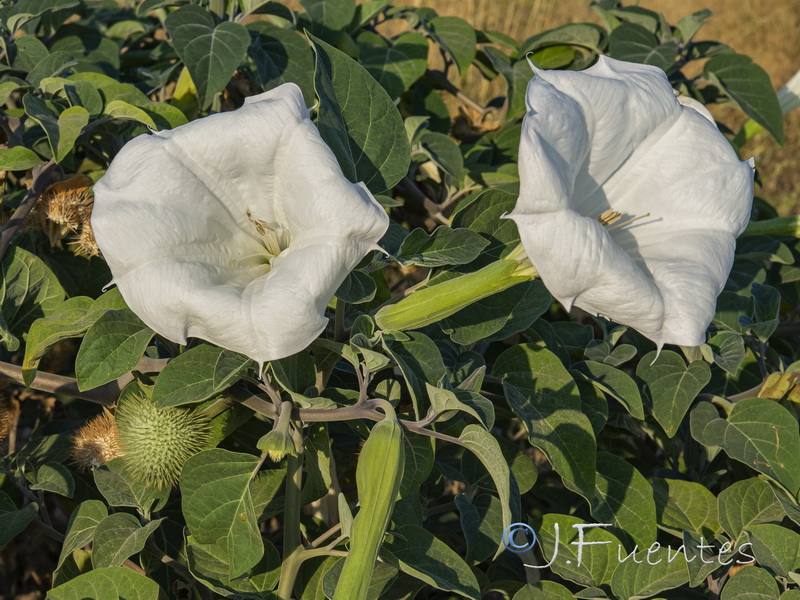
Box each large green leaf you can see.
[494,344,596,497]
[638,350,711,437]
[652,478,719,538]
[56,500,108,569]
[591,452,656,549]
[30,462,74,498]
[609,547,690,600]
[152,344,255,408]
[717,478,785,543]
[748,523,800,578]
[571,360,644,419]
[247,22,315,103]
[310,34,410,193]
[608,22,677,71]
[4,0,81,33]
[381,331,447,418]
[535,513,623,587]
[720,566,780,600]
[0,146,42,170]
[92,513,164,569]
[0,491,38,548]
[691,399,800,495]
[165,5,250,108]
[513,582,573,600]
[395,226,488,267]
[1,246,65,351]
[483,47,530,119]
[360,33,428,98]
[23,95,88,163]
[383,524,480,600]
[300,0,356,39]
[46,567,163,599]
[181,449,264,579]
[93,458,168,515]
[75,308,156,390]
[427,16,476,76]
[704,53,784,145]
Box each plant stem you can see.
[282,426,305,557]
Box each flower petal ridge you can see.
[92,83,389,365]
[509,56,755,347]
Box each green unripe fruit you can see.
[115,393,210,489]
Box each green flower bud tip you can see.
[115,392,210,489]
[257,400,298,462]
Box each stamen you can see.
[606,212,651,231]
[597,209,622,226]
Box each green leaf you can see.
[718,478,786,543]
[704,53,784,145]
[0,146,42,170]
[181,449,264,579]
[336,269,377,304]
[483,48,530,119]
[652,478,719,537]
[56,500,108,569]
[4,0,81,33]
[609,546,690,600]
[442,279,550,346]
[247,22,315,104]
[450,188,519,265]
[591,452,656,549]
[528,45,575,69]
[75,308,156,390]
[419,131,464,180]
[0,491,38,548]
[186,535,281,598]
[30,462,74,498]
[708,331,746,376]
[399,433,434,497]
[165,5,251,108]
[382,331,447,418]
[608,23,677,71]
[300,0,356,38]
[152,345,255,408]
[22,96,88,163]
[494,344,596,498]
[455,494,503,564]
[428,16,476,76]
[92,512,164,569]
[383,524,480,600]
[310,33,410,193]
[271,349,316,393]
[26,51,76,87]
[720,566,780,600]
[535,513,623,587]
[748,523,800,578]
[46,567,163,599]
[571,360,644,419]
[93,458,168,514]
[458,425,515,543]
[136,0,188,17]
[637,350,711,437]
[749,282,781,342]
[514,582,574,600]
[396,226,488,267]
[521,23,606,55]
[103,100,158,129]
[1,246,65,351]
[691,399,800,495]
[360,33,428,98]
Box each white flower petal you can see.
[512,57,754,347]
[92,83,388,364]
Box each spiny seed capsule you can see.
[115,393,210,489]
[0,393,17,442]
[71,408,123,470]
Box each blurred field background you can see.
[405,0,800,214]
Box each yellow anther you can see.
[597,209,622,226]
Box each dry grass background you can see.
[405,0,800,214]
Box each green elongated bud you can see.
[332,402,405,600]
[257,401,298,462]
[375,259,534,331]
[742,215,800,238]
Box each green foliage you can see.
[0,0,796,598]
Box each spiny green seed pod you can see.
[115,393,210,489]
[333,401,405,600]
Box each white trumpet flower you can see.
[508,56,755,347]
[92,83,389,365]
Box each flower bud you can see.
[256,401,298,462]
